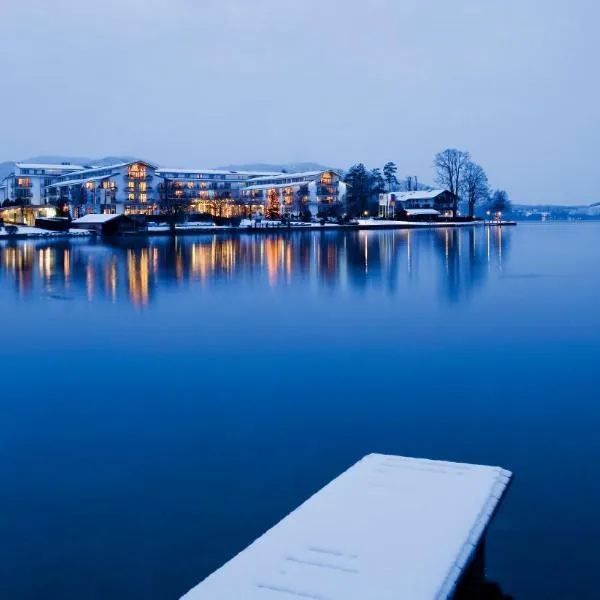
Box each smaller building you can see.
[71,213,140,235]
[379,190,457,218]
[0,162,86,225]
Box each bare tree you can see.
[434,148,471,216]
[462,162,489,218]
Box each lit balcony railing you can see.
[126,174,153,182]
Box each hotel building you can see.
[0,162,86,224]
[1,158,346,224]
[240,170,347,218]
[155,168,278,217]
[45,160,163,218]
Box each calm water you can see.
[1,224,600,599]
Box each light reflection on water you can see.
[0,227,508,308]
[3,224,600,600]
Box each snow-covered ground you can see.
[356,218,481,227]
[181,453,512,600]
[0,225,92,238]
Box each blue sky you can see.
[0,0,597,204]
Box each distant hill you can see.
[216,162,339,174]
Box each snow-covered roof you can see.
[156,168,278,177]
[181,453,512,600]
[16,163,85,171]
[53,160,156,182]
[246,170,328,184]
[388,190,448,201]
[243,181,316,192]
[71,214,123,224]
[48,175,111,188]
[406,208,441,215]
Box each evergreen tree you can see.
[383,162,398,192]
[343,164,371,216]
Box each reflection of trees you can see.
[431,226,512,303]
[0,226,512,308]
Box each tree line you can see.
[343,150,511,218]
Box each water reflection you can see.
[0,227,511,308]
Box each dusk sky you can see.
[1,0,597,205]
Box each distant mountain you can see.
[216,162,339,174]
[0,162,15,181]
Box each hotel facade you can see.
[0,160,346,224]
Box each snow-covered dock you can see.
[181,453,512,600]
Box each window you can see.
[128,193,135,201]
[140,193,147,203]
[128,163,147,179]
[128,181,135,190]
[140,182,147,192]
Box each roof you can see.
[406,208,441,215]
[181,453,512,600]
[15,163,85,171]
[243,181,317,192]
[156,168,279,177]
[387,190,450,201]
[53,160,157,182]
[47,175,112,188]
[246,170,330,184]
[71,214,124,224]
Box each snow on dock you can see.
[181,453,512,600]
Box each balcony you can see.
[126,174,153,182]
[317,185,337,196]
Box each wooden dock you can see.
[181,453,512,600]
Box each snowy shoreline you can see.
[0,219,516,241]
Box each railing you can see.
[317,185,337,196]
[126,174,153,181]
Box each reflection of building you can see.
[379,190,457,218]
[0,227,511,307]
[241,171,347,218]
[0,162,86,225]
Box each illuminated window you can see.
[128,193,135,201]
[128,163,147,179]
[85,182,94,190]
[16,178,31,186]
[139,182,147,192]
[128,181,135,190]
[140,193,147,203]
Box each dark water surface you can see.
[1,223,599,599]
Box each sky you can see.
[0,0,598,205]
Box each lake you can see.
[1,223,599,599]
